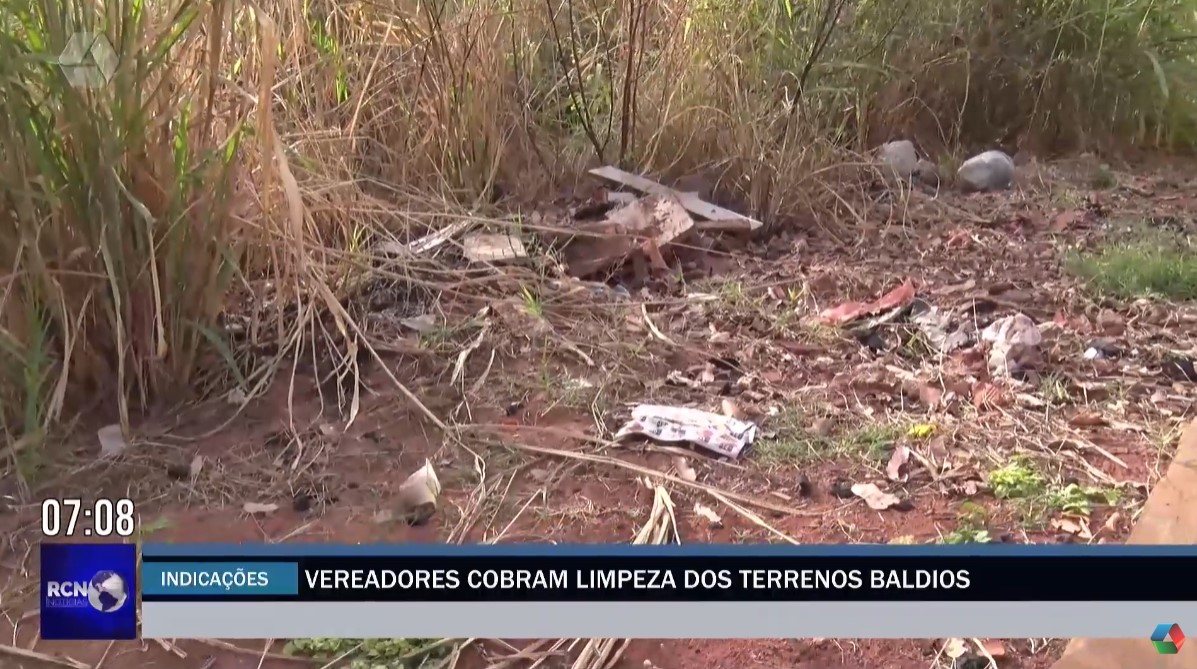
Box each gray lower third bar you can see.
[142,601,1196,638]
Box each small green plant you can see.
[753,417,897,466]
[939,501,992,544]
[1038,373,1072,404]
[520,286,544,318]
[1048,483,1121,516]
[941,528,992,544]
[1066,229,1197,300]
[1091,164,1116,189]
[988,459,1046,499]
[284,638,450,669]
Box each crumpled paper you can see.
[615,404,757,459]
[981,313,1042,377]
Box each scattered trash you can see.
[378,219,471,256]
[674,456,698,482]
[944,638,969,660]
[909,299,973,353]
[829,478,855,499]
[97,424,129,458]
[907,424,935,439]
[665,369,704,390]
[850,482,902,510]
[981,313,1042,377]
[819,279,917,325]
[693,502,723,528]
[561,193,694,278]
[885,446,912,482]
[400,314,438,333]
[588,165,763,232]
[243,502,279,515]
[1083,338,1121,360]
[957,150,1016,192]
[461,232,527,263]
[878,140,918,179]
[720,398,748,420]
[616,404,757,459]
[397,459,441,525]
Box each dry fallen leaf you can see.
[1103,511,1122,533]
[885,445,911,482]
[811,416,836,437]
[1069,411,1108,428]
[1050,209,1082,232]
[818,279,916,325]
[850,482,902,510]
[189,455,204,478]
[693,502,723,527]
[971,382,1007,409]
[1051,517,1093,540]
[979,639,1006,658]
[243,502,279,515]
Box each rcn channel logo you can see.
[1152,623,1186,654]
[45,571,129,613]
[41,544,137,640]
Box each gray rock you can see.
[956,150,1016,192]
[914,159,941,187]
[879,140,918,179]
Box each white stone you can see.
[956,150,1015,192]
[879,140,919,179]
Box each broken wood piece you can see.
[462,232,527,263]
[377,220,471,256]
[589,166,762,231]
[563,194,694,277]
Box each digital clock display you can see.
[41,498,136,537]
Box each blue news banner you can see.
[43,543,1197,640]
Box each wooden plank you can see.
[1050,415,1197,669]
[589,166,762,231]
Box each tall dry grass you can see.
[2,0,1196,454]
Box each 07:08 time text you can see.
[41,498,136,537]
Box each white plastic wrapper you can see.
[615,404,757,459]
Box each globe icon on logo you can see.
[87,571,128,613]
